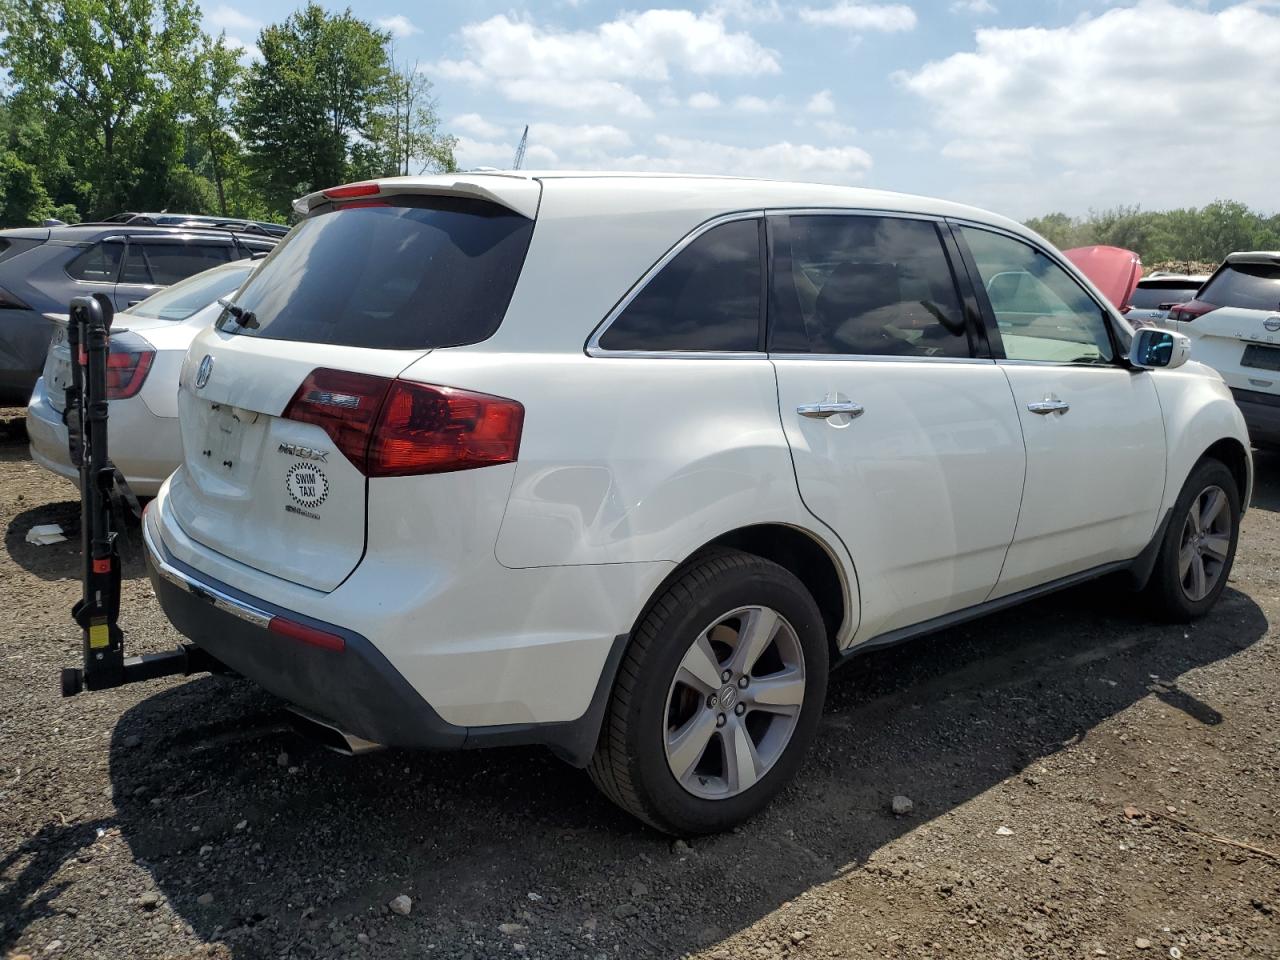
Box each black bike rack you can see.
[59,293,217,697]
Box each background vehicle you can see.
[101,212,289,237]
[27,260,257,495]
[1168,252,1280,447]
[1126,272,1209,328]
[0,223,278,403]
[143,173,1249,835]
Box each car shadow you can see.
[1249,446,1280,513]
[2,582,1262,958]
[4,498,147,583]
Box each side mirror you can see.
[1130,327,1190,370]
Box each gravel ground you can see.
[1,407,1278,960]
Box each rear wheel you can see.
[1144,458,1241,622]
[589,550,828,835]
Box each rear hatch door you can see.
[1180,256,1280,394]
[164,188,537,592]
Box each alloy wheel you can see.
[662,605,806,800]
[1178,484,1232,602]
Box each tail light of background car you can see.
[282,367,524,477]
[1166,299,1219,323]
[106,346,155,399]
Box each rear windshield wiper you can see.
[217,297,259,330]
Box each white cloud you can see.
[612,135,873,184]
[434,10,779,116]
[733,94,783,113]
[688,91,723,109]
[527,123,633,153]
[710,0,784,21]
[450,113,506,140]
[816,119,858,139]
[377,14,421,38]
[205,4,260,33]
[223,34,261,63]
[897,0,1280,211]
[805,89,836,115]
[799,2,917,31]
[949,0,996,13]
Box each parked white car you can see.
[27,260,257,495]
[143,173,1250,834]
[1167,252,1280,448]
[1126,271,1209,328]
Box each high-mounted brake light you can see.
[322,182,380,200]
[105,348,155,399]
[282,368,524,477]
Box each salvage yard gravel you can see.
[1,412,1277,958]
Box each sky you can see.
[200,0,1280,220]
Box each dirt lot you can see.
[1,408,1277,960]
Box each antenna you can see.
[512,125,528,170]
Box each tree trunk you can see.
[207,128,227,216]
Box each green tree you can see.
[185,34,244,216]
[0,0,206,216]
[363,58,456,178]
[0,148,52,225]
[237,4,393,214]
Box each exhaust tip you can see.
[287,708,384,755]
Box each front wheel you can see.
[589,550,828,835]
[1144,458,1241,622]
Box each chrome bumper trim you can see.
[143,511,273,629]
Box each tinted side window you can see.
[961,227,1114,364]
[1128,283,1199,309]
[142,242,232,285]
[120,245,152,284]
[1200,262,1280,311]
[599,218,761,353]
[66,242,123,282]
[769,215,969,357]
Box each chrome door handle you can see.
[1027,399,1070,415]
[797,401,865,420]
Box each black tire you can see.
[1144,458,1241,622]
[588,550,828,835]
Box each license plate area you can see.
[1241,344,1280,372]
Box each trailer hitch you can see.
[59,293,219,697]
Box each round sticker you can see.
[285,461,329,509]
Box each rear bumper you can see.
[142,508,626,765]
[1231,388,1280,447]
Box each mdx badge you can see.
[195,354,214,389]
[278,442,329,463]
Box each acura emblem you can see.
[195,354,214,389]
[1264,317,1280,332]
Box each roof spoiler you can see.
[293,176,541,220]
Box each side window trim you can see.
[765,209,985,362]
[947,218,1127,367]
[585,210,767,359]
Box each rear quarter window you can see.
[66,242,123,282]
[1200,262,1280,311]
[218,196,534,350]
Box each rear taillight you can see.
[282,368,392,468]
[369,380,524,477]
[0,285,31,309]
[106,348,155,399]
[1167,299,1218,323]
[282,368,524,477]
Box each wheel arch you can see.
[626,523,858,661]
[1199,436,1252,511]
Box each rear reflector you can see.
[106,348,155,399]
[282,368,524,477]
[268,616,346,652]
[323,182,380,200]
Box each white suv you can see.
[143,173,1251,834]
[1167,252,1280,448]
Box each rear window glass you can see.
[141,242,232,285]
[1129,283,1200,309]
[1200,262,1280,311]
[129,263,253,321]
[218,196,535,350]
